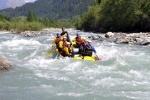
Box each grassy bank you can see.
[0,14,75,32]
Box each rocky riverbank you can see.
[4,28,150,46]
[10,28,150,46]
[10,28,63,37]
[88,32,150,46]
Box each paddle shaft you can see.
[51,45,57,51]
[51,41,61,50]
[45,43,58,56]
[94,52,101,61]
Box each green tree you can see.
[33,13,38,21]
[98,0,136,32]
[94,0,101,5]
[42,18,50,27]
[77,0,150,32]
[27,11,34,22]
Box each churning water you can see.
[0,30,150,100]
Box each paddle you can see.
[94,52,102,61]
[54,53,60,59]
[45,46,56,56]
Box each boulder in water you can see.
[116,37,128,43]
[0,57,11,70]
[141,37,150,45]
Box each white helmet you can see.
[63,37,67,39]
[67,42,70,45]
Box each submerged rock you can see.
[0,57,11,70]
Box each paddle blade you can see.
[98,58,102,61]
[95,57,102,61]
[45,50,51,56]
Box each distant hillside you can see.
[0,0,94,19]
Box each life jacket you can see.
[61,50,66,56]
[76,37,83,46]
[61,45,72,57]
[68,47,72,53]
[62,41,67,48]
[55,37,62,44]
[83,45,92,56]
[61,46,69,57]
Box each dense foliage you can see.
[0,0,93,19]
[76,0,150,32]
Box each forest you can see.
[0,0,93,19]
[76,0,150,32]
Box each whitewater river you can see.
[0,30,150,100]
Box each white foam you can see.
[35,73,50,78]
[40,85,53,89]
[35,72,70,81]
[129,70,143,79]
[57,92,85,97]
[2,39,42,47]
[92,77,117,87]
[0,31,10,34]
[62,61,81,71]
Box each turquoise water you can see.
[0,31,150,100]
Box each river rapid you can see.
[0,30,150,100]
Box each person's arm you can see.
[82,42,86,48]
[52,38,56,47]
[60,32,64,36]
[91,46,96,53]
[63,47,70,55]
[61,31,68,37]
[71,38,76,45]
[66,32,70,42]
[71,38,76,42]
[58,41,63,49]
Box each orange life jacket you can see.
[55,37,62,44]
[76,37,83,46]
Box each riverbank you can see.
[2,28,150,46]
[8,27,62,37]
[89,32,150,46]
